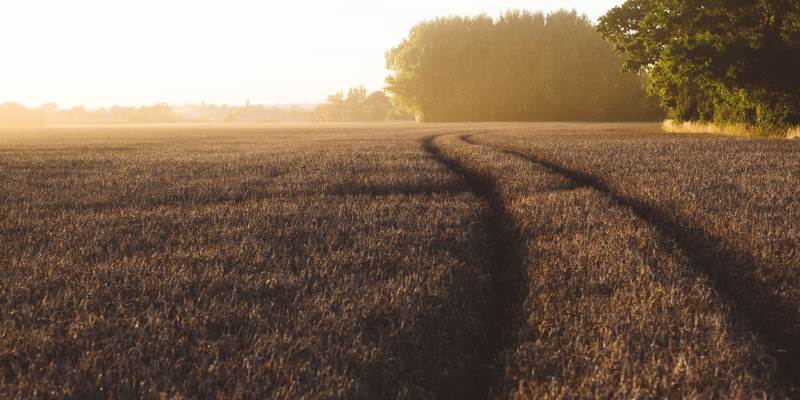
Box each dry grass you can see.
[663,119,800,138]
[2,123,799,398]
[662,119,749,136]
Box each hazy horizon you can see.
[1,0,624,108]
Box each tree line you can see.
[314,86,411,122]
[0,102,319,126]
[599,0,800,135]
[0,94,411,126]
[385,10,663,122]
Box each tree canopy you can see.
[385,10,662,122]
[599,0,800,133]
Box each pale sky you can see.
[0,0,624,108]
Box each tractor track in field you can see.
[461,133,800,392]
[421,135,527,400]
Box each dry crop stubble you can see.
[2,123,799,398]
[471,124,800,391]
[431,132,787,398]
[0,126,495,399]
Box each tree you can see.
[344,86,368,121]
[386,10,662,122]
[364,91,394,121]
[315,87,405,122]
[598,0,800,133]
[0,102,45,126]
[314,91,346,122]
[130,103,181,123]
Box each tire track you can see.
[421,135,526,400]
[463,133,800,391]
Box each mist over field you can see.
[2,1,800,398]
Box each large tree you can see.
[599,0,800,133]
[386,10,662,122]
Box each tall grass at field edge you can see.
[663,120,800,139]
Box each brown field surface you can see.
[1,123,799,398]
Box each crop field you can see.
[1,123,799,398]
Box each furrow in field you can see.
[468,133,800,390]
[436,133,786,398]
[421,135,527,400]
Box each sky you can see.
[0,0,624,108]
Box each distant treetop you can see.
[314,86,412,122]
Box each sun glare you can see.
[0,0,621,108]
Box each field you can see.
[1,123,799,398]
